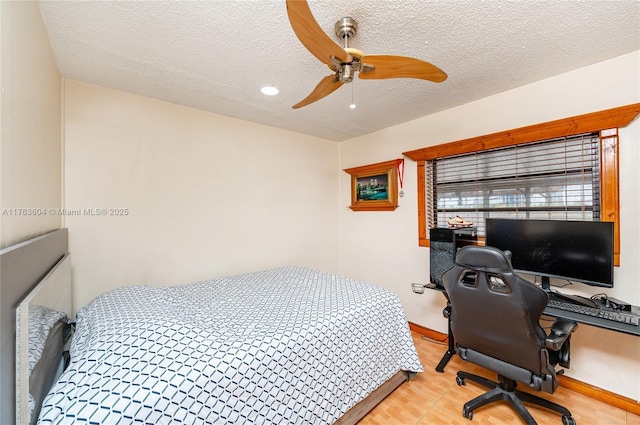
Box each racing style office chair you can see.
[442,245,578,425]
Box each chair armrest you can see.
[551,318,578,336]
[545,319,578,351]
[442,305,451,319]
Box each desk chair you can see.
[442,245,577,425]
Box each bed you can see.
[12,231,423,424]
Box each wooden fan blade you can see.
[286,0,351,67]
[292,75,343,109]
[359,55,447,82]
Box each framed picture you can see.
[343,159,399,211]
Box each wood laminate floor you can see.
[359,332,640,425]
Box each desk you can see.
[427,284,640,373]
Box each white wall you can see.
[0,1,62,248]
[64,80,340,309]
[339,51,640,400]
[0,2,62,424]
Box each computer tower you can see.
[429,227,477,286]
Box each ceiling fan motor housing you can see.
[339,63,355,83]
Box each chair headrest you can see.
[454,245,513,272]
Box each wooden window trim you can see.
[403,103,640,266]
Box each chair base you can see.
[456,371,575,425]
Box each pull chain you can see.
[350,82,356,109]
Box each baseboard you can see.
[556,374,640,415]
[409,321,448,343]
[408,322,640,415]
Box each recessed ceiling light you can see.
[260,85,279,96]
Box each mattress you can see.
[38,266,423,424]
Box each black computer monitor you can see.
[485,218,614,289]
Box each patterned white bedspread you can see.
[38,266,422,424]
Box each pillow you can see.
[27,306,69,372]
[27,305,71,425]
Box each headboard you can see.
[0,229,68,425]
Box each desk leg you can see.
[435,306,455,373]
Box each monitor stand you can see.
[540,276,598,308]
[540,276,552,292]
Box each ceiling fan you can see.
[285,0,447,109]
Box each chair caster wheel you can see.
[562,415,575,425]
[456,376,466,386]
[462,407,473,420]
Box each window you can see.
[402,103,640,266]
[427,133,600,236]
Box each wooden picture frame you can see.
[344,159,399,211]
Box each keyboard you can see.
[547,299,640,326]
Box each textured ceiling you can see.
[39,0,640,142]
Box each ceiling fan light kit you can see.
[286,0,447,109]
